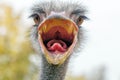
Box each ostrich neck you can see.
[40,55,69,80]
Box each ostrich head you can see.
[30,0,87,65]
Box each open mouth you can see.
[38,18,78,65]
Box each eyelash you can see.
[80,16,89,20]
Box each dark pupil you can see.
[35,16,39,21]
[78,17,82,21]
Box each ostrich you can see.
[30,0,87,80]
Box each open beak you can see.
[38,18,78,65]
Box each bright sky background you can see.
[1,0,120,80]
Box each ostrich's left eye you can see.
[77,17,84,26]
[34,14,40,24]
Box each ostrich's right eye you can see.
[33,14,40,24]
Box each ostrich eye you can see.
[33,14,40,24]
[77,17,84,26]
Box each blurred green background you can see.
[0,4,38,80]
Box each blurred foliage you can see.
[0,4,37,80]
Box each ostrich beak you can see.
[38,18,78,65]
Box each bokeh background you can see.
[0,0,120,80]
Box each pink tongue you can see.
[47,40,67,52]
